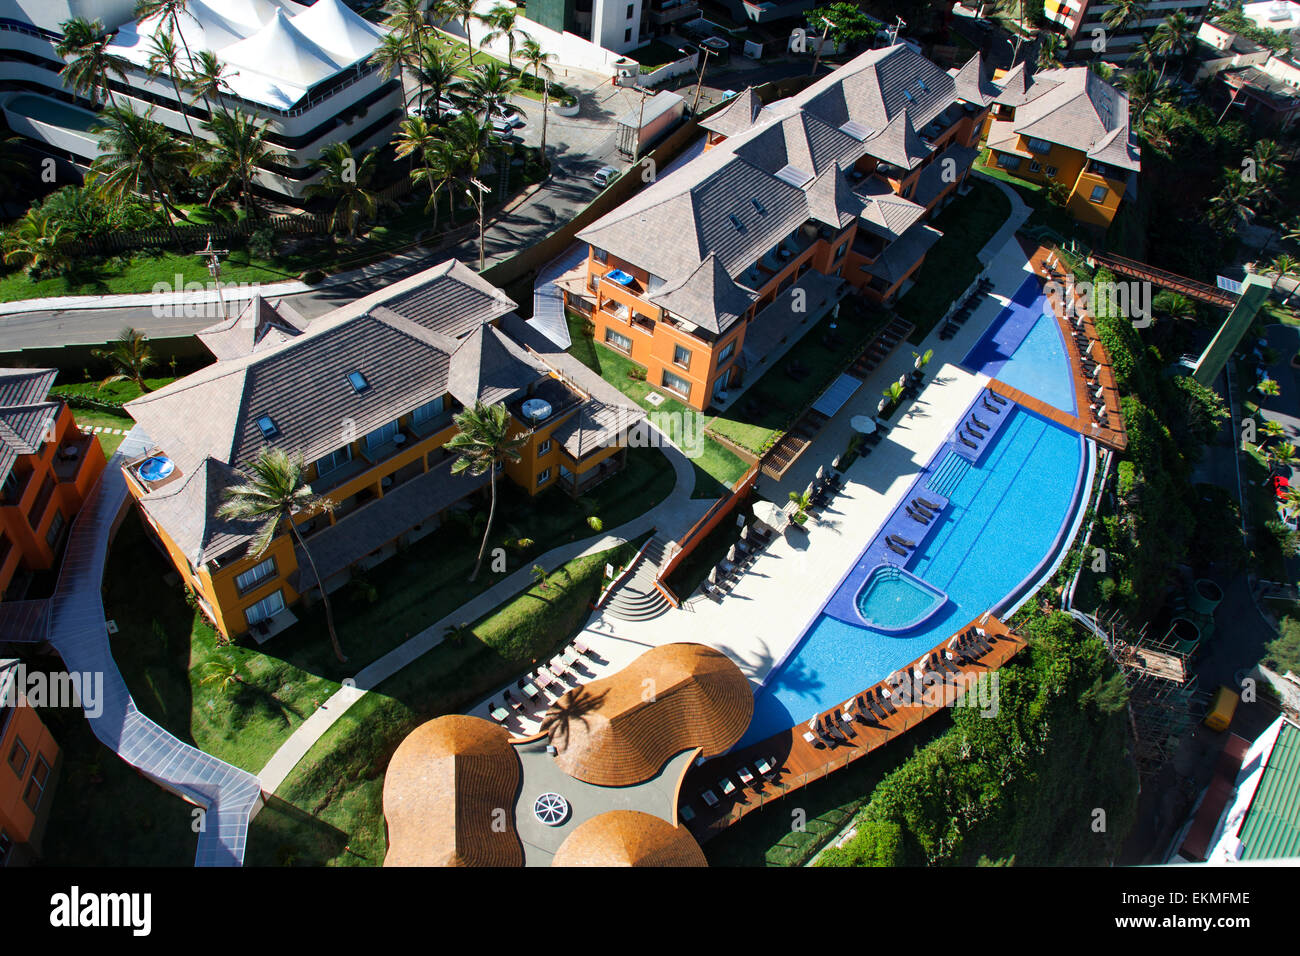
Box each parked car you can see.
[593,165,621,187]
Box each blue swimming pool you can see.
[855,566,946,632]
[739,405,1086,746]
[962,275,1077,415]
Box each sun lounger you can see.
[679,804,696,822]
[719,777,736,795]
[970,414,990,431]
[702,789,719,808]
[959,434,978,449]
[988,391,1007,405]
[889,533,916,549]
[906,506,929,525]
[969,417,990,432]
[521,681,540,700]
[912,499,935,516]
[876,688,898,715]
[490,704,510,723]
[915,496,942,511]
[981,397,1002,414]
[756,757,775,778]
[738,766,755,786]
[886,538,908,557]
[534,670,554,690]
[804,730,825,749]
[504,690,523,711]
[703,581,725,603]
[573,638,593,657]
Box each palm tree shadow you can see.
[538,685,609,750]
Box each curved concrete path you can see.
[45,428,263,866]
[256,437,707,794]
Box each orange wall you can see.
[0,404,106,598]
[1,687,60,853]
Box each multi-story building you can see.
[526,0,698,53]
[1045,0,1211,61]
[982,64,1140,229]
[0,368,106,600]
[121,260,644,640]
[563,44,999,411]
[0,658,60,865]
[1195,21,1300,130]
[0,0,402,201]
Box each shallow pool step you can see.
[927,452,970,500]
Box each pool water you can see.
[739,407,1084,746]
[855,566,946,632]
[962,275,1077,415]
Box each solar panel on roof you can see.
[775,163,812,187]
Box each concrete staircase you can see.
[603,536,672,622]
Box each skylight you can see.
[775,163,813,187]
[916,78,929,92]
[256,415,280,439]
[728,214,746,232]
[839,120,874,141]
[347,371,370,393]
[903,89,915,103]
[751,198,767,215]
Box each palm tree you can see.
[438,0,484,66]
[87,105,193,242]
[787,489,813,524]
[1126,36,1161,72]
[370,31,417,109]
[1089,61,1116,80]
[1262,418,1287,445]
[394,115,438,194]
[199,655,245,693]
[56,17,129,108]
[1268,254,1300,306]
[1037,33,1064,70]
[146,31,197,138]
[1153,291,1195,323]
[454,63,517,129]
[445,402,527,582]
[413,38,458,118]
[1,210,68,277]
[518,37,556,162]
[386,0,430,46]
[91,327,155,392]
[1268,439,1296,473]
[1151,12,1194,83]
[483,4,529,67]
[412,139,460,230]
[196,109,272,218]
[135,0,198,62]
[1102,0,1147,31]
[186,50,233,117]
[1258,378,1283,399]
[1117,69,1168,127]
[217,448,347,663]
[305,143,387,240]
[1209,172,1256,234]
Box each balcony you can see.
[52,432,96,483]
[603,300,632,322]
[508,376,585,430]
[648,0,699,25]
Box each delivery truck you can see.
[616,90,686,160]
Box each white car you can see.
[593,166,621,187]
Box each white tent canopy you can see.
[221,9,344,88]
[292,0,387,64]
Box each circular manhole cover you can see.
[532,792,570,826]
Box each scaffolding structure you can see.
[1094,609,1212,779]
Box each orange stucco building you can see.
[1,659,60,865]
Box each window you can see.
[8,738,28,778]
[245,589,285,626]
[626,3,634,16]
[314,445,353,477]
[673,344,691,369]
[537,467,552,486]
[1045,165,1058,178]
[365,420,399,450]
[717,340,736,365]
[235,556,276,594]
[45,509,65,549]
[538,438,552,456]
[412,396,445,425]
[1026,137,1052,155]
[0,830,11,866]
[22,755,49,812]
[624,27,631,42]
[1089,185,1107,203]
[662,369,691,399]
[1029,160,1041,173]
[347,371,370,393]
[256,415,280,440]
[593,248,607,264]
[995,153,1021,170]
[605,329,632,353]
[835,241,848,260]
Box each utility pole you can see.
[197,235,230,323]
[887,16,906,46]
[810,17,836,77]
[632,85,651,165]
[690,46,715,115]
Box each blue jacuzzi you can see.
[137,456,175,482]
[854,565,947,633]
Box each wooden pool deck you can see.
[681,614,1026,842]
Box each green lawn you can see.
[895,177,1011,342]
[53,376,182,457]
[67,407,133,458]
[245,539,644,865]
[426,30,573,104]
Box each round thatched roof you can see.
[552,810,707,867]
[382,714,523,867]
[542,642,753,787]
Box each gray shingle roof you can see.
[647,253,757,334]
[123,260,518,566]
[1001,66,1140,172]
[197,294,311,361]
[860,222,943,283]
[951,52,1000,107]
[447,324,550,407]
[853,176,926,240]
[699,87,763,137]
[0,368,60,485]
[865,108,931,169]
[910,142,979,208]
[805,165,865,229]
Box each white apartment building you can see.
[1044,0,1212,60]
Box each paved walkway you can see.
[44,427,263,866]
[971,172,1033,266]
[256,437,708,794]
